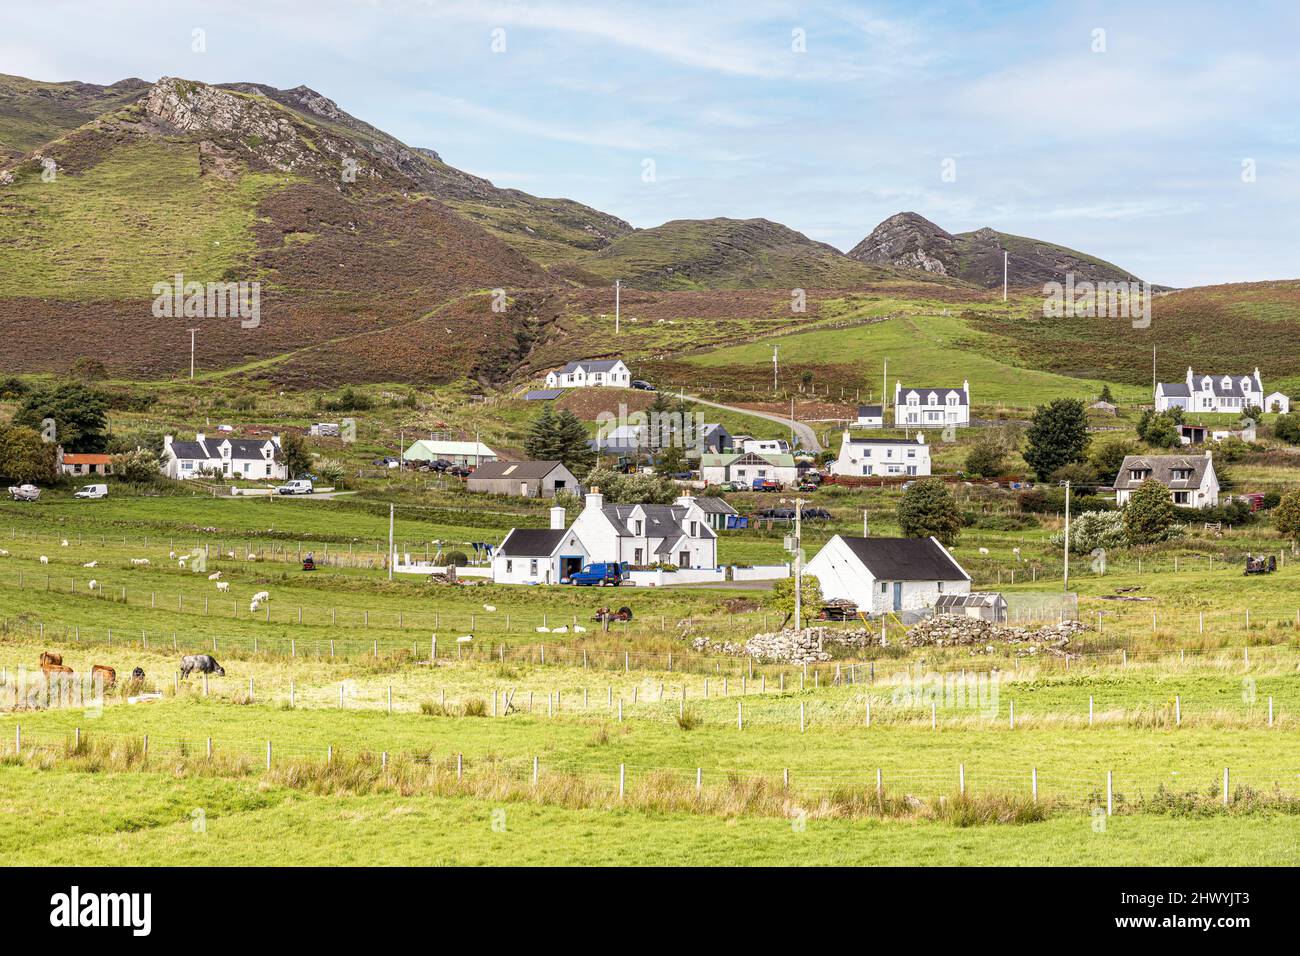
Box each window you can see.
[634,548,643,564]
[937,582,944,592]
[529,559,539,575]
[506,560,513,573]
[690,521,698,537]
[880,582,887,593]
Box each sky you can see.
[6,0,1299,287]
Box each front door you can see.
[679,551,691,568]
[892,581,903,612]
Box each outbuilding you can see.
[804,535,971,615]
[466,460,579,498]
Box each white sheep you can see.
[60,539,69,547]
[249,600,261,613]
[246,554,258,561]
[169,550,177,559]
[39,555,49,565]
[482,604,496,612]
[573,625,587,633]
[131,558,150,566]
[0,549,9,556]
[456,635,473,643]
[535,626,550,633]
[551,625,569,634]
[88,580,98,590]
[178,555,188,566]
[208,571,222,581]
[978,547,990,555]
[83,561,98,568]
[226,551,235,559]
[251,590,270,603]
[216,581,230,592]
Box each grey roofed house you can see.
[465,460,579,498]
[168,438,284,462]
[496,528,569,557]
[1113,453,1212,491]
[1158,382,1191,397]
[840,536,971,581]
[898,386,968,404]
[602,503,716,541]
[693,495,738,529]
[858,404,883,416]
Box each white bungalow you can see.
[805,535,971,615]
[162,434,287,481]
[829,431,931,477]
[545,359,631,389]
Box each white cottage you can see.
[829,431,931,477]
[161,434,287,481]
[805,535,971,615]
[545,359,632,389]
[1113,452,1219,508]
[492,508,592,585]
[1155,367,1281,414]
[856,405,884,429]
[894,380,970,428]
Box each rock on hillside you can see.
[849,211,1146,289]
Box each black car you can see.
[429,459,453,472]
[630,380,656,391]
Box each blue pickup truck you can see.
[569,562,631,586]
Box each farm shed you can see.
[466,460,579,498]
[935,592,1008,623]
[403,439,498,467]
[804,535,971,615]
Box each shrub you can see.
[897,478,962,545]
[1123,479,1176,544]
[1049,510,1127,553]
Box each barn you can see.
[466,460,579,498]
[804,535,971,615]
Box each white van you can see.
[74,484,109,500]
[275,479,314,495]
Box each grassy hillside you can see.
[0,73,148,159]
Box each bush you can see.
[964,442,1006,478]
[1049,510,1127,553]
[897,478,962,545]
[1123,479,1176,544]
[1273,413,1300,445]
[435,551,469,567]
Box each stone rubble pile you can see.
[692,628,832,664]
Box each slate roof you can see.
[469,460,567,481]
[898,386,968,404]
[555,359,625,375]
[602,503,716,541]
[844,436,925,446]
[699,451,797,468]
[1191,373,1258,398]
[1114,454,1214,491]
[168,438,283,462]
[857,405,883,416]
[839,536,970,581]
[694,496,738,515]
[1157,382,1191,397]
[497,528,569,557]
[524,389,566,401]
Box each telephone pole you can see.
[1063,480,1072,591]
[615,279,621,334]
[188,328,200,379]
[782,496,809,630]
[772,345,779,392]
[1003,250,1008,302]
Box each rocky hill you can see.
[849,211,1146,288]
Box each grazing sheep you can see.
[216,581,230,592]
[0,549,9,556]
[169,550,177,559]
[178,555,188,566]
[249,600,261,613]
[208,571,222,581]
[978,547,990,555]
[573,625,587,633]
[60,539,69,547]
[88,580,98,590]
[226,551,235,559]
[482,604,497,612]
[83,561,98,568]
[251,590,270,603]
[131,558,150,566]
[246,554,258,561]
[551,625,569,634]
[535,626,550,633]
[457,635,473,643]
[39,556,48,565]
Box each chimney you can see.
[585,488,604,512]
[163,435,173,450]
[549,506,566,530]
[195,432,205,443]
[674,493,694,508]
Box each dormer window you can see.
[1171,469,1192,481]
[927,394,937,406]
[1130,468,1151,481]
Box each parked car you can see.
[668,471,695,480]
[630,380,656,391]
[73,484,109,500]
[276,479,314,495]
[570,562,630,586]
[7,484,40,501]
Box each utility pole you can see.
[615,279,621,334]
[863,509,869,537]
[882,357,888,419]
[187,328,200,380]
[772,345,779,392]
[387,504,395,581]
[1063,480,1071,591]
[789,395,795,449]
[1152,345,1157,398]
[1003,250,1008,302]
[782,497,809,630]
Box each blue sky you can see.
[7,0,1299,286]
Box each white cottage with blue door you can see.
[804,535,970,615]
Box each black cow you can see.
[131,667,145,680]
[180,654,225,678]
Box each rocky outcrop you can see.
[849,211,1145,289]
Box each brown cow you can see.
[41,662,74,676]
[91,664,116,687]
[39,651,62,667]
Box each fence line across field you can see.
[2,654,1290,732]
[7,722,1276,811]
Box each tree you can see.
[896,478,962,545]
[1273,491,1300,546]
[280,431,312,478]
[111,448,161,484]
[1136,410,1180,448]
[12,382,109,453]
[1274,413,1300,445]
[582,468,678,504]
[653,442,688,475]
[1090,438,1139,484]
[768,574,822,629]
[1050,510,1126,553]
[1023,399,1089,481]
[1098,384,1115,404]
[0,425,58,484]
[1049,461,1098,487]
[70,357,108,382]
[526,407,594,473]
[524,406,558,460]
[1123,479,1175,544]
[965,441,1007,478]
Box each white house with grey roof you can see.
[894,380,970,428]
[856,405,884,429]
[491,489,718,584]
[545,359,631,389]
[830,431,931,477]
[805,535,971,615]
[162,433,287,481]
[1113,451,1219,508]
[1155,367,1287,414]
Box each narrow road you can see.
[683,395,823,453]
